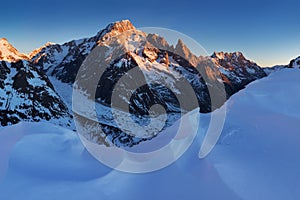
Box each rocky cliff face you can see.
[0,60,72,127]
[211,51,267,95]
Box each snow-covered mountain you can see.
[0,20,270,146]
[288,56,300,68]
[29,20,267,147]
[30,20,136,83]
[211,51,266,95]
[29,20,266,114]
[0,38,28,62]
[0,20,261,146]
[0,59,73,127]
[29,20,267,93]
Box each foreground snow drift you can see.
[0,69,300,200]
[0,123,238,200]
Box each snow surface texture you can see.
[0,68,300,199]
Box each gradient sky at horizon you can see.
[1,0,299,67]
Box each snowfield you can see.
[0,69,300,200]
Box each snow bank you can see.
[0,69,300,199]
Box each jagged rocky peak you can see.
[288,56,300,68]
[107,19,135,32]
[212,51,245,60]
[0,38,28,62]
[212,51,225,59]
[175,39,190,56]
[211,51,257,70]
[174,39,199,66]
[211,50,266,95]
[98,19,137,41]
[146,33,173,51]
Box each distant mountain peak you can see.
[96,20,136,42]
[28,42,56,59]
[174,39,199,66]
[0,38,28,62]
[106,19,135,32]
[288,56,300,68]
[175,39,192,57]
[212,51,225,59]
[146,33,172,51]
[212,51,245,60]
[45,42,56,46]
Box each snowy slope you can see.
[264,56,300,75]
[263,65,286,75]
[0,39,74,129]
[0,68,299,200]
[209,68,300,199]
[0,60,73,128]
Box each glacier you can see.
[0,68,299,199]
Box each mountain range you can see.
[0,20,298,146]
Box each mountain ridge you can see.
[0,20,297,147]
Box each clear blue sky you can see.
[1,0,299,66]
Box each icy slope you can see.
[0,69,299,200]
[210,68,300,199]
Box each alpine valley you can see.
[0,20,298,146]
